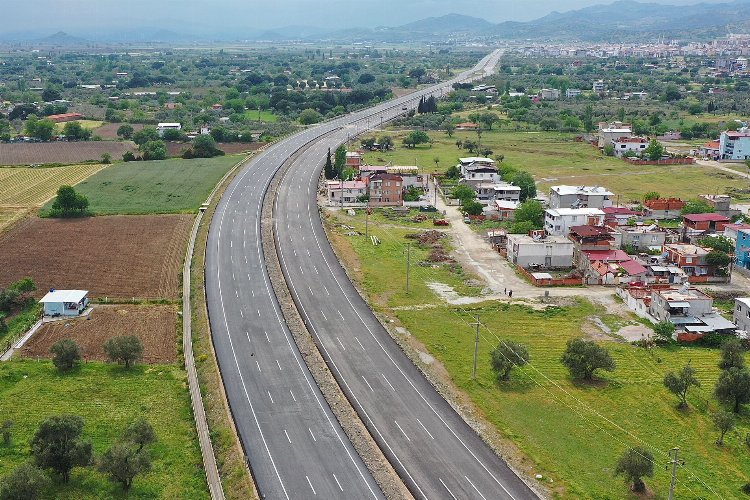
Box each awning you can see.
[667,301,690,308]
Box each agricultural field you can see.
[53,120,104,134]
[0,215,192,300]
[0,360,207,499]
[57,155,244,215]
[242,109,278,122]
[20,305,178,363]
[361,130,744,202]
[0,164,106,232]
[0,142,136,166]
[164,141,262,157]
[328,215,750,498]
[92,122,144,140]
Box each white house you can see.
[457,157,499,188]
[565,88,582,99]
[39,289,89,317]
[544,208,605,236]
[475,182,521,202]
[540,88,560,100]
[506,233,574,268]
[598,121,632,148]
[593,80,606,92]
[157,122,182,137]
[612,137,648,157]
[719,130,750,160]
[734,297,750,333]
[326,180,367,206]
[549,185,614,210]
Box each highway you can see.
[207,49,537,499]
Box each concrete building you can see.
[593,80,606,92]
[540,88,560,100]
[326,180,367,206]
[644,198,685,220]
[719,130,750,160]
[650,286,735,336]
[565,88,582,98]
[682,213,730,240]
[736,228,750,270]
[614,225,667,251]
[475,182,521,202]
[345,152,363,168]
[544,208,605,236]
[386,166,426,191]
[549,185,614,210]
[611,137,648,157]
[39,289,89,317]
[367,173,403,206]
[598,121,633,148]
[699,194,740,218]
[157,122,182,136]
[734,297,750,333]
[506,233,574,268]
[457,157,499,188]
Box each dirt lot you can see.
[0,142,137,166]
[0,215,191,300]
[20,304,177,363]
[93,123,144,140]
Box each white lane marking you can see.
[268,391,274,404]
[244,255,247,264]
[294,249,297,257]
[394,421,411,441]
[308,286,314,296]
[321,310,327,321]
[416,418,434,440]
[230,255,233,264]
[439,478,458,500]
[313,265,319,275]
[307,249,311,256]
[290,389,297,402]
[323,285,329,295]
[243,240,246,248]
[300,265,304,275]
[465,476,488,500]
[332,473,344,492]
[381,373,396,392]
[265,331,270,342]
[361,375,374,392]
[284,429,292,444]
[257,309,261,317]
[306,476,316,495]
[337,310,344,320]
[251,289,254,297]
[256,360,261,372]
[239,310,243,318]
[276,359,282,371]
[230,240,232,248]
[235,290,238,298]
[247,273,251,280]
[308,427,317,441]
[336,337,346,351]
[354,337,365,350]
[232,272,235,281]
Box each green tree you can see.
[712,410,735,446]
[98,442,151,491]
[41,86,62,102]
[103,336,144,369]
[451,184,476,203]
[643,139,665,161]
[513,200,544,228]
[378,135,393,150]
[161,128,184,141]
[697,235,734,254]
[334,145,347,178]
[0,463,49,500]
[719,338,746,371]
[461,199,484,216]
[140,140,167,161]
[643,191,660,202]
[445,165,460,180]
[50,185,89,217]
[490,341,530,381]
[663,364,700,408]
[478,112,499,130]
[50,339,81,371]
[653,321,675,342]
[122,418,156,452]
[101,152,112,164]
[324,148,335,180]
[681,199,714,215]
[560,338,616,381]
[62,121,91,141]
[663,84,682,102]
[186,134,222,158]
[715,367,750,412]
[582,104,594,132]
[116,124,134,139]
[444,122,455,137]
[26,117,55,141]
[614,447,654,493]
[30,415,92,483]
[510,171,537,201]
[705,250,731,269]
[603,144,615,157]
[298,108,322,125]
[403,130,430,148]
[132,126,160,146]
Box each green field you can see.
[0,360,207,499]
[362,130,744,202]
[47,155,244,215]
[328,210,750,498]
[243,110,277,122]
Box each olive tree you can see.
[560,338,616,381]
[614,447,654,493]
[490,341,530,381]
[663,364,700,409]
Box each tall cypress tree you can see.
[426,95,437,113]
[324,148,334,179]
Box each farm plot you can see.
[0,141,136,166]
[0,215,192,300]
[20,304,178,363]
[92,122,144,140]
[0,164,106,232]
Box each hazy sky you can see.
[1,0,730,34]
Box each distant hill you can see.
[36,31,88,45]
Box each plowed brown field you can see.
[0,215,191,300]
[20,304,177,363]
[0,142,137,166]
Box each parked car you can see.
[433,219,449,226]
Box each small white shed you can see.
[39,290,89,317]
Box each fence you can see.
[623,157,696,165]
[518,266,583,287]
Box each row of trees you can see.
[0,415,156,497]
[0,278,35,334]
[50,336,144,372]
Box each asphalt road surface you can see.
[207,49,537,499]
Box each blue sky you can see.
[2,0,732,34]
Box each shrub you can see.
[49,339,81,371]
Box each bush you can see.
[50,339,81,371]
[50,185,89,218]
[103,336,143,369]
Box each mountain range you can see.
[6,0,750,44]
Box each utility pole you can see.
[666,447,684,500]
[365,203,370,240]
[406,243,411,294]
[471,315,481,379]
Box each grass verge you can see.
[0,360,207,499]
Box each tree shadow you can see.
[495,374,535,393]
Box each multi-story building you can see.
[611,137,649,157]
[544,208,605,236]
[540,88,560,100]
[598,121,633,148]
[457,157,500,188]
[326,180,367,206]
[367,173,403,206]
[565,88,582,99]
[506,233,574,268]
[475,182,521,202]
[736,228,750,270]
[719,130,750,160]
[613,225,668,251]
[733,297,750,333]
[593,80,606,92]
[549,185,614,209]
[644,198,685,220]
